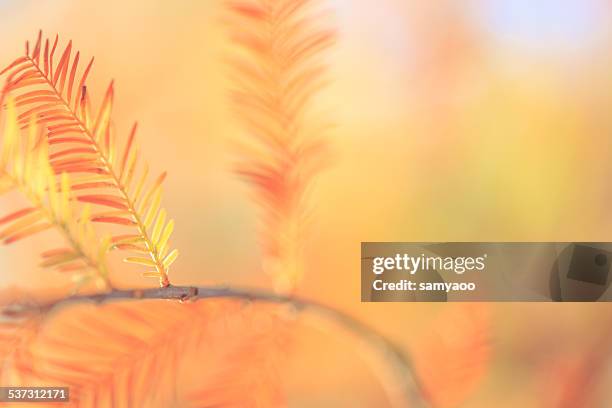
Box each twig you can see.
[1,285,429,408]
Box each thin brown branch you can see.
[2,285,429,408]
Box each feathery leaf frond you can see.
[2,300,283,407]
[0,289,44,377]
[226,0,336,293]
[0,31,178,287]
[412,304,492,408]
[0,99,109,286]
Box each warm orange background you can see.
[2,0,612,406]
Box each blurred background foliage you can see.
[1,0,612,406]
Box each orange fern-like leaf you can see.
[412,304,492,408]
[0,289,44,377]
[226,0,336,293]
[0,100,109,285]
[3,300,284,407]
[0,32,178,287]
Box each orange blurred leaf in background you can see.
[412,304,492,408]
[1,299,285,407]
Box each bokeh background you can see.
[2,0,612,406]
